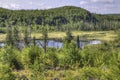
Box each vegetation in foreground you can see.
[0,29,120,80]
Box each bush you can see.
[20,46,41,69]
[30,59,45,80]
[41,49,59,68]
[0,46,23,70]
[0,64,16,80]
[81,44,117,67]
[61,40,80,68]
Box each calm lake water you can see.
[0,40,102,49]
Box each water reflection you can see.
[0,40,102,49]
[0,42,5,47]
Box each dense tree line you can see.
[0,6,120,32]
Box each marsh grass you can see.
[0,31,117,42]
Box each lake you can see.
[0,40,102,49]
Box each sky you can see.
[0,0,119,14]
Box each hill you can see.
[0,6,120,32]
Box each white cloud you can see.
[28,1,46,6]
[80,1,88,5]
[29,2,33,5]
[44,6,52,9]
[0,3,20,9]
[3,5,9,9]
[36,2,46,6]
[10,3,20,9]
[91,0,113,3]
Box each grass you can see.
[31,31,117,41]
[0,33,6,42]
[0,31,117,42]
[72,31,117,41]
[13,69,82,80]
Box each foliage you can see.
[0,46,23,70]
[30,58,45,80]
[0,64,16,80]
[0,6,120,32]
[41,27,48,53]
[5,25,14,46]
[1,5,120,80]
[20,46,41,69]
[0,40,120,79]
[23,27,31,46]
[1,29,120,79]
[65,28,73,43]
[60,40,80,68]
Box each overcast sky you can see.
[0,0,119,14]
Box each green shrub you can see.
[0,46,23,70]
[0,64,16,80]
[20,46,41,69]
[30,59,45,80]
[41,50,59,68]
[61,40,80,68]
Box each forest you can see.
[0,6,120,33]
[0,6,120,80]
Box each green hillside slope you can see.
[0,6,120,32]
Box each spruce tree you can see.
[65,27,73,43]
[24,27,30,46]
[6,25,14,46]
[41,27,48,53]
[76,35,80,48]
[13,26,20,48]
[33,36,36,46]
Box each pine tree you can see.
[65,27,73,43]
[41,27,48,53]
[76,35,80,48]
[33,36,36,46]
[24,28,29,46]
[6,25,14,46]
[13,26,20,48]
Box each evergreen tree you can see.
[13,26,20,48]
[76,35,80,48]
[65,28,73,43]
[24,27,30,46]
[41,27,48,53]
[33,36,36,46]
[6,25,14,46]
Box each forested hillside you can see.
[0,6,120,32]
